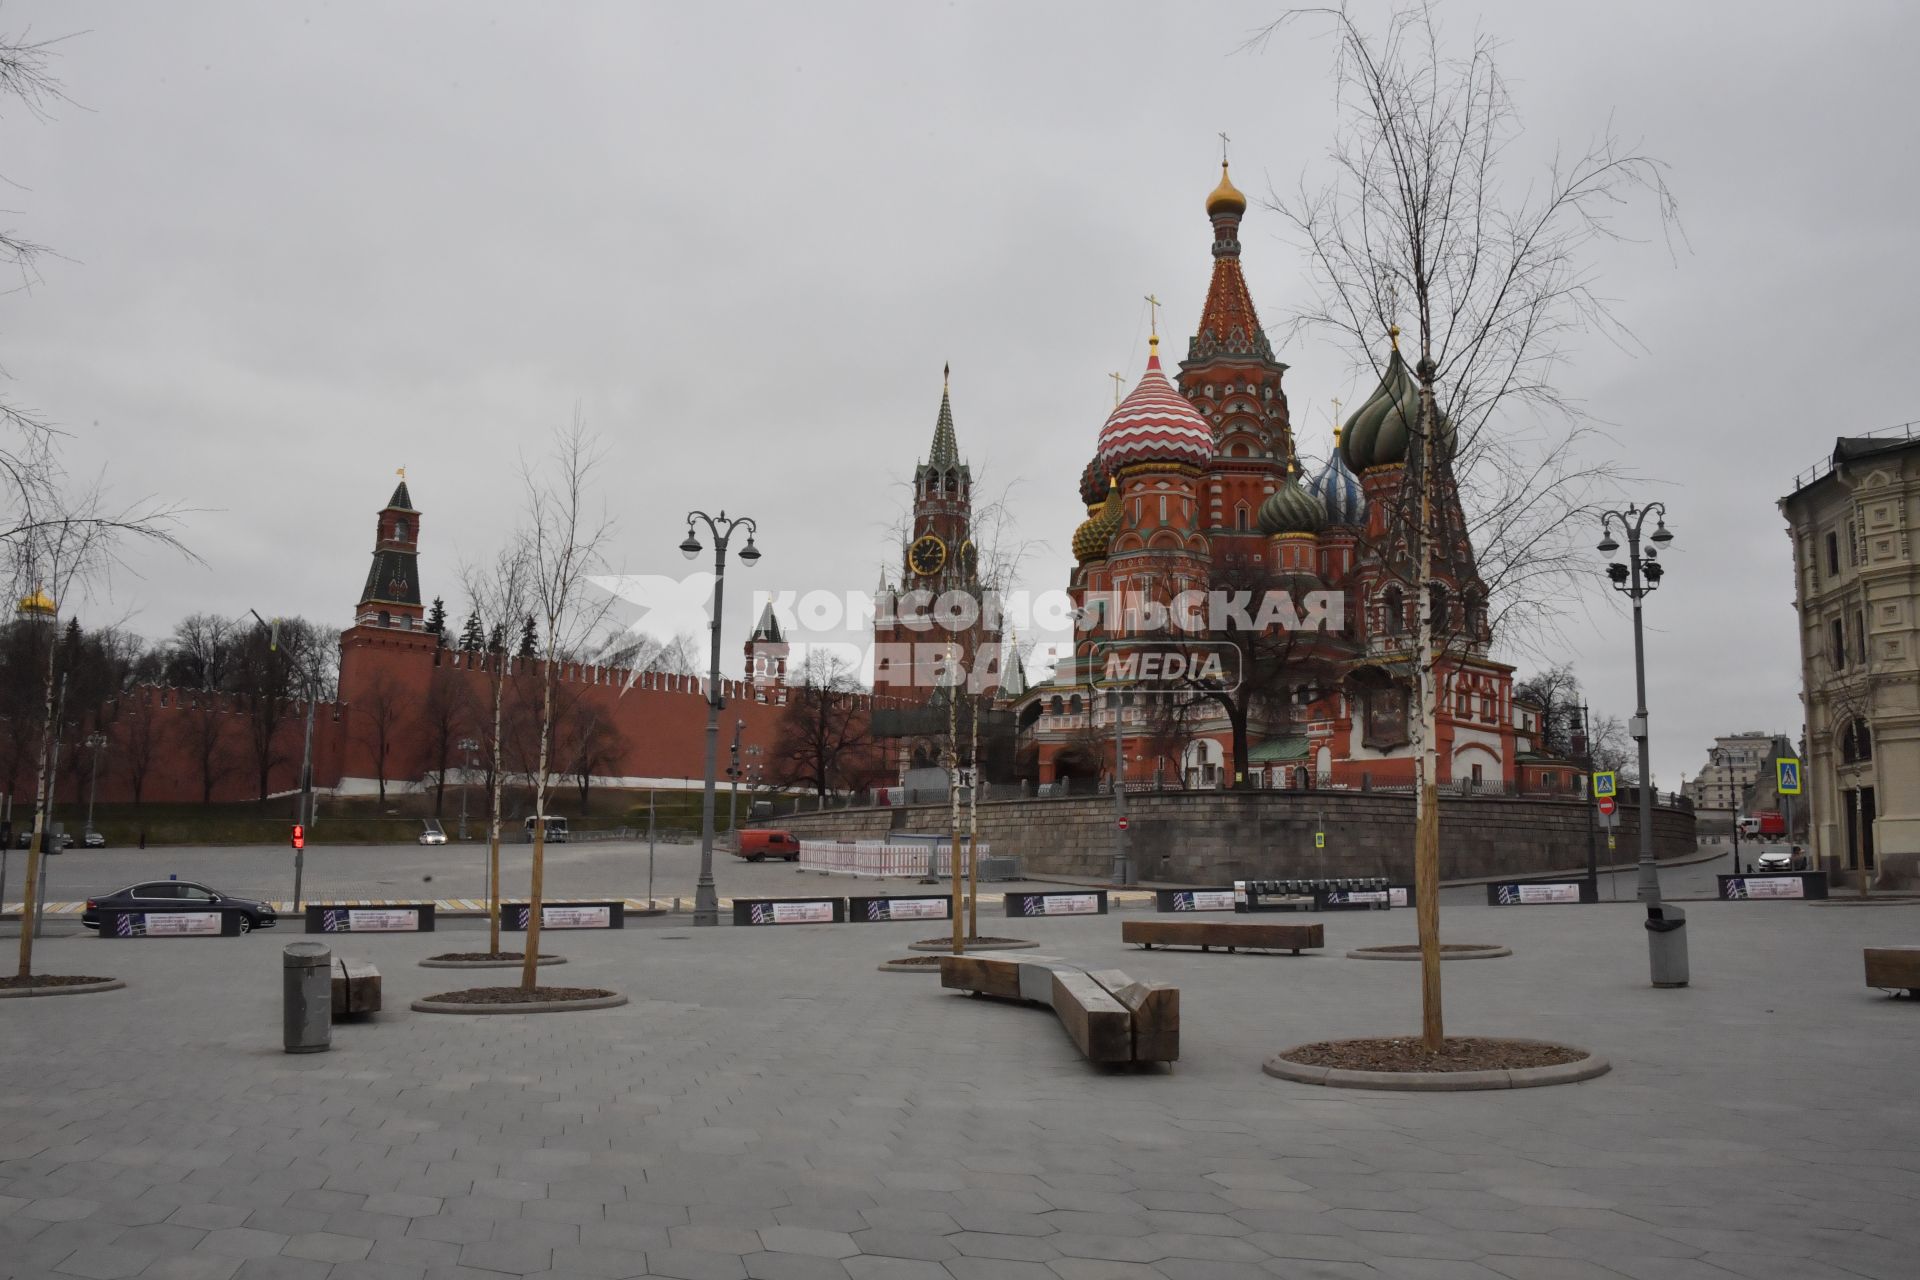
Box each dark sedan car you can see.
[81,880,279,933]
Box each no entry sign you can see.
[1117,816,1129,831]
[1598,796,1615,817]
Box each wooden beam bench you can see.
[938,954,1178,1067]
[331,959,381,1018]
[1864,946,1920,996]
[1122,918,1325,955]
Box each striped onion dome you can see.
[1095,338,1214,472]
[1072,488,1123,563]
[1258,468,1327,537]
[1078,456,1111,507]
[1339,328,1454,471]
[1307,435,1367,527]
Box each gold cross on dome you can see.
[1218,131,1230,163]
[1144,294,1162,338]
[1109,371,1126,407]
[396,466,406,479]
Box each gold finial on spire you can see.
[1144,293,1161,339]
[1331,397,1343,443]
[1218,130,1230,164]
[1109,371,1125,407]
[396,466,406,480]
[1389,324,1401,351]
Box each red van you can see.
[735,829,802,862]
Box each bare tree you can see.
[118,688,169,807]
[514,419,617,991]
[354,671,405,804]
[181,697,232,806]
[770,650,872,798]
[414,664,470,817]
[1255,2,1678,1047]
[461,542,533,958]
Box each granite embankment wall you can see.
[764,791,1695,884]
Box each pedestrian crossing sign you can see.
[1592,771,1616,799]
[1777,758,1802,795]
[1315,832,1325,849]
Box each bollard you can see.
[283,942,332,1054]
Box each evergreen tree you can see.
[460,613,484,652]
[426,596,447,635]
[486,622,505,655]
[518,613,538,658]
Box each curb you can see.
[411,992,628,1015]
[1263,1041,1608,1091]
[1346,946,1512,961]
[419,956,567,970]
[907,938,1039,953]
[0,978,126,999]
[878,959,944,973]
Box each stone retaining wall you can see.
[765,791,1695,884]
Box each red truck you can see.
[1738,812,1787,839]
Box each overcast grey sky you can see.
[8,1,1916,785]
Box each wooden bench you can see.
[1864,947,1920,996]
[938,954,1178,1067]
[331,959,381,1018]
[1122,918,1324,955]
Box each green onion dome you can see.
[1339,328,1454,471]
[1258,468,1327,537]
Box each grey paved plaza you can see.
[4,891,1918,1280]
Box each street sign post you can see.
[1593,771,1617,799]
[1314,832,1325,849]
[1777,758,1802,795]
[1598,795,1616,817]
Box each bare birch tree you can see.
[461,541,532,958]
[1255,2,1678,1047]
[516,419,616,992]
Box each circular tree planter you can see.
[907,936,1038,953]
[0,975,125,999]
[879,956,946,973]
[1264,1037,1607,1091]
[1347,944,1511,961]
[420,953,567,970]
[411,986,626,1015]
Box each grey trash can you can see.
[1644,903,1689,989]
[283,942,332,1053]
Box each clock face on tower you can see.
[909,534,948,576]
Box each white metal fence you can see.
[797,839,993,878]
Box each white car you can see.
[418,825,448,846]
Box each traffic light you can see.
[291,824,305,850]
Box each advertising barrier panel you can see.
[1003,891,1108,917]
[1718,872,1828,900]
[304,904,438,932]
[501,901,625,930]
[1155,888,1237,912]
[97,908,243,938]
[848,895,953,922]
[731,897,848,926]
[1485,881,1597,905]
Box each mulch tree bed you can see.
[1359,944,1498,954]
[427,952,548,963]
[1278,1036,1586,1073]
[0,974,115,990]
[882,956,944,968]
[423,986,613,1005]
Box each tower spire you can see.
[1191,151,1270,362]
[928,364,960,468]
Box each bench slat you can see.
[1865,947,1920,992]
[1086,969,1179,1064]
[1050,970,1132,1063]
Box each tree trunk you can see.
[1413,369,1444,1051]
[15,662,59,979]
[488,659,508,958]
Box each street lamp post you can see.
[1576,701,1597,894]
[727,718,744,849]
[1713,746,1743,875]
[681,510,761,927]
[1597,504,1674,905]
[458,737,478,842]
[84,732,107,836]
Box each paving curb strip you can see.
[0,978,126,999]
[1346,946,1512,961]
[418,956,566,970]
[907,938,1039,952]
[877,960,944,973]
[1263,1041,1609,1091]
[410,992,628,1015]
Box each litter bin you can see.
[1644,903,1689,988]
[283,942,332,1053]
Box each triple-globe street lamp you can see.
[681,511,760,927]
[1596,504,1674,905]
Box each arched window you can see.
[1383,585,1405,636]
[1234,502,1249,530]
[1841,719,1873,763]
[1429,583,1449,631]
[394,519,409,541]
[1050,695,1064,715]
[1069,694,1082,715]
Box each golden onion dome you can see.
[17,585,56,617]
[1206,161,1246,217]
[1072,487,1124,564]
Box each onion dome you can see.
[1258,468,1327,537]
[1072,488,1123,563]
[1078,456,1112,507]
[1096,338,1214,472]
[1206,160,1246,217]
[1307,431,1367,527]
[1339,327,1454,471]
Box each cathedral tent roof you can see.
[1096,340,1214,472]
